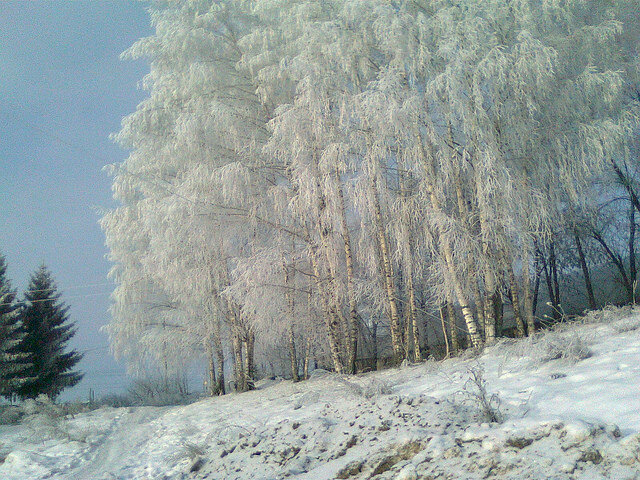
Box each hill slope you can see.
[1,306,640,480]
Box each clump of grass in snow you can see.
[182,441,206,459]
[611,318,640,333]
[333,377,393,401]
[539,333,592,363]
[0,405,23,426]
[362,379,393,399]
[581,304,640,325]
[458,365,503,424]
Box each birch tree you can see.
[103,0,640,386]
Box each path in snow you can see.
[72,407,168,480]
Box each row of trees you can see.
[102,0,640,393]
[0,255,83,400]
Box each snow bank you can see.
[1,306,639,479]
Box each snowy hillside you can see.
[2,306,640,480]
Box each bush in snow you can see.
[0,405,22,425]
[580,304,637,325]
[539,333,592,363]
[18,395,95,443]
[98,393,136,408]
[22,394,73,442]
[611,318,640,333]
[127,377,196,406]
[458,365,503,424]
[333,377,393,401]
[362,379,393,399]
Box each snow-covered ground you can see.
[2,306,640,480]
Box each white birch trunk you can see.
[334,170,360,374]
[417,131,482,348]
[369,173,405,361]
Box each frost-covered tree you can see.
[105,0,276,391]
[355,0,634,345]
[103,0,640,384]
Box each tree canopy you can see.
[103,0,640,388]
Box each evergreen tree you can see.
[18,265,83,399]
[0,254,30,400]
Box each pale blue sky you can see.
[0,1,152,399]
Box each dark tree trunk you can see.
[592,230,634,302]
[439,303,450,358]
[372,319,379,370]
[213,313,225,395]
[207,344,217,397]
[493,294,503,338]
[289,325,299,382]
[244,331,255,391]
[539,242,561,321]
[507,264,526,337]
[549,242,561,318]
[532,250,542,317]
[630,203,637,302]
[574,230,596,310]
[446,300,458,354]
[232,333,245,392]
[284,262,299,382]
[303,337,311,380]
[611,158,640,215]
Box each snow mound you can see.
[1,307,639,479]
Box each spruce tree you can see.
[0,254,31,400]
[18,265,83,399]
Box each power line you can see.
[0,290,112,308]
[20,281,114,295]
[2,101,117,166]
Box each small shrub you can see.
[582,305,635,325]
[612,318,640,333]
[172,441,207,473]
[333,377,392,401]
[23,397,96,443]
[539,333,592,363]
[183,441,206,459]
[459,347,484,360]
[458,365,503,423]
[127,376,194,406]
[362,379,393,399]
[0,405,23,425]
[60,402,93,416]
[308,368,330,379]
[98,393,135,408]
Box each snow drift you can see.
[1,306,640,479]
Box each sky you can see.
[0,1,153,400]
